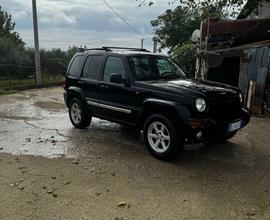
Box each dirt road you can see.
[0,87,269,220]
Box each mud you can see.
[0,87,270,220]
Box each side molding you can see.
[87,100,132,114]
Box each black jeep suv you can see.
[64,47,250,160]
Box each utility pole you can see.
[153,37,158,53]
[32,0,42,85]
[141,38,144,49]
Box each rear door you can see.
[79,54,103,113]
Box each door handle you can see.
[100,84,110,89]
[78,80,85,84]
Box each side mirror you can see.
[110,73,123,84]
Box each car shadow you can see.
[67,118,255,170]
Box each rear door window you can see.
[68,55,84,77]
[82,55,103,80]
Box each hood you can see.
[136,78,239,98]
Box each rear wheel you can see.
[69,98,91,129]
[143,114,184,161]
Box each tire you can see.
[69,98,91,129]
[215,130,238,142]
[143,114,184,161]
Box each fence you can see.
[0,64,65,94]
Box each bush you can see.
[171,43,196,77]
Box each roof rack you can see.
[76,47,151,53]
[102,47,151,52]
[76,48,106,53]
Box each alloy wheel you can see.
[147,121,171,153]
[70,102,82,124]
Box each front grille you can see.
[208,95,241,121]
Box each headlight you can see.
[196,98,206,112]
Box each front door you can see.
[94,55,138,125]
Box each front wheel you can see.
[143,114,184,161]
[69,98,91,129]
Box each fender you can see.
[139,98,191,130]
[66,86,86,106]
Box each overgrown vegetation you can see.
[0,6,76,92]
[150,1,232,75]
[138,0,246,17]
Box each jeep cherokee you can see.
[63,47,250,160]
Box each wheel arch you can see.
[66,87,86,107]
[138,98,190,132]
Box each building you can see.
[196,3,270,115]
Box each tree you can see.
[150,6,200,75]
[0,6,24,47]
[0,37,31,79]
[171,43,196,76]
[151,5,226,51]
[138,0,245,17]
[150,3,228,75]
[0,7,77,82]
[0,7,30,79]
[151,6,203,51]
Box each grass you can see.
[0,89,18,96]
[0,75,64,88]
[0,75,64,96]
[0,79,36,88]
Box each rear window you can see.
[82,55,103,80]
[68,55,84,77]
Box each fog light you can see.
[196,131,203,139]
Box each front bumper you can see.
[186,107,250,143]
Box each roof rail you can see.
[102,46,151,52]
[76,48,106,53]
[76,47,151,53]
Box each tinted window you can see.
[128,55,186,81]
[68,55,84,77]
[103,57,126,82]
[82,55,102,80]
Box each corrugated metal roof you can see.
[200,18,270,50]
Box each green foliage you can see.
[0,37,31,79]
[39,47,77,76]
[139,0,245,17]
[0,6,24,47]
[151,6,202,51]
[238,0,265,18]
[171,43,196,76]
[150,3,229,75]
[0,6,30,79]
[0,7,77,87]
[151,5,227,52]
[0,37,29,65]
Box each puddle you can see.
[0,88,256,166]
[0,119,73,159]
[34,101,65,112]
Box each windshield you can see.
[128,55,186,81]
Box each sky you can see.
[1,0,178,51]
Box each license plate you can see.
[228,120,242,132]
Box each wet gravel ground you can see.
[0,87,270,220]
